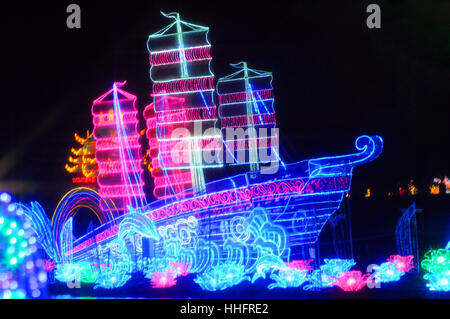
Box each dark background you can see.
[1,0,449,213]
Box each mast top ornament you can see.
[150,11,209,38]
[160,11,180,20]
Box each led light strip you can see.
[152,76,214,95]
[220,113,276,129]
[155,106,217,123]
[219,89,273,106]
[93,111,139,127]
[150,45,211,66]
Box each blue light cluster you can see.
[0,192,48,298]
[194,264,250,291]
[424,272,450,292]
[374,261,405,284]
[303,258,356,290]
[268,268,308,289]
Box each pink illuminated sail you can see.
[92,82,145,215]
[143,95,193,199]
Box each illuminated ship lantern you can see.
[21,12,385,291]
[91,82,146,216]
[65,130,98,184]
[217,62,278,177]
[147,12,222,195]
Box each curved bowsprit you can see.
[308,135,383,177]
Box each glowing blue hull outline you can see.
[58,135,382,289]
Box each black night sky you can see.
[2,0,449,211]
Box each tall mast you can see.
[147,13,222,198]
[173,12,189,78]
[242,62,260,177]
[171,12,205,194]
[217,63,278,175]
